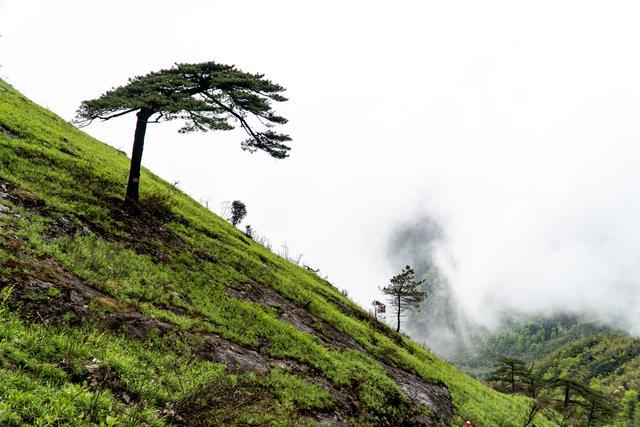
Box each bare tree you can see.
[219,201,232,219]
[278,242,303,265]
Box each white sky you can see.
[2,1,640,334]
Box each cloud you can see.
[3,1,640,338]
[389,179,640,345]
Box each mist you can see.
[389,193,640,357]
[386,215,474,359]
[3,1,640,341]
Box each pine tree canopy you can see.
[488,357,530,393]
[545,377,619,419]
[381,265,427,313]
[381,265,426,332]
[74,61,291,158]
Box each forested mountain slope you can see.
[0,80,552,426]
[457,314,609,378]
[456,314,639,425]
[535,333,640,425]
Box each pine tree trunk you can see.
[587,402,595,426]
[125,108,153,205]
[511,367,515,393]
[529,378,536,398]
[396,294,401,332]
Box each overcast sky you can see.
[2,1,640,335]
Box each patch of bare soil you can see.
[98,197,193,259]
[0,177,212,264]
[0,123,20,139]
[385,365,453,426]
[169,375,279,426]
[226,280,454,426]
[0,243,358,423]
[0,256,107,325]
[227,280,365,352]
[0,179,45,209]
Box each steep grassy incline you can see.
[0,80,553,426]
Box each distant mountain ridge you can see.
[452,313,639,425]
[455,313,610,376]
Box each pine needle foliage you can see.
[74,61,291,204]
[381,265,426,333]
[487,357,530,394]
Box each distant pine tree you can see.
[488,357,529,394]
[381,265,426,333]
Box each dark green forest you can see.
[456,314,640,426]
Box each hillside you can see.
[455,314,640,425]
[536,333,640,393]
[535,333,640,425]
[0,80,552,426]
[456,314,610,378]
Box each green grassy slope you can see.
[0,80,553,426]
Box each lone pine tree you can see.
[488,357,530,394]
[74,61,291,205]
[381,265,426,332]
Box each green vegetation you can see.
[458,314,609,378]
[536,333,640,426]
[381,265,426,333]
[485,356,619,426]
[0,79,554,425]
[487,357,531,395]
[465,314,639,425]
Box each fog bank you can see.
[388,199,640,356]
[3,1,640,337]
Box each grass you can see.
[0,79,556,425]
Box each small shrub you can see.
[230,201,247,227]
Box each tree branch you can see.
[72,117,95,128]
[184,110,208,132]
[96,108,139,121]
[202,93,261,142]
[148,111,164,124]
